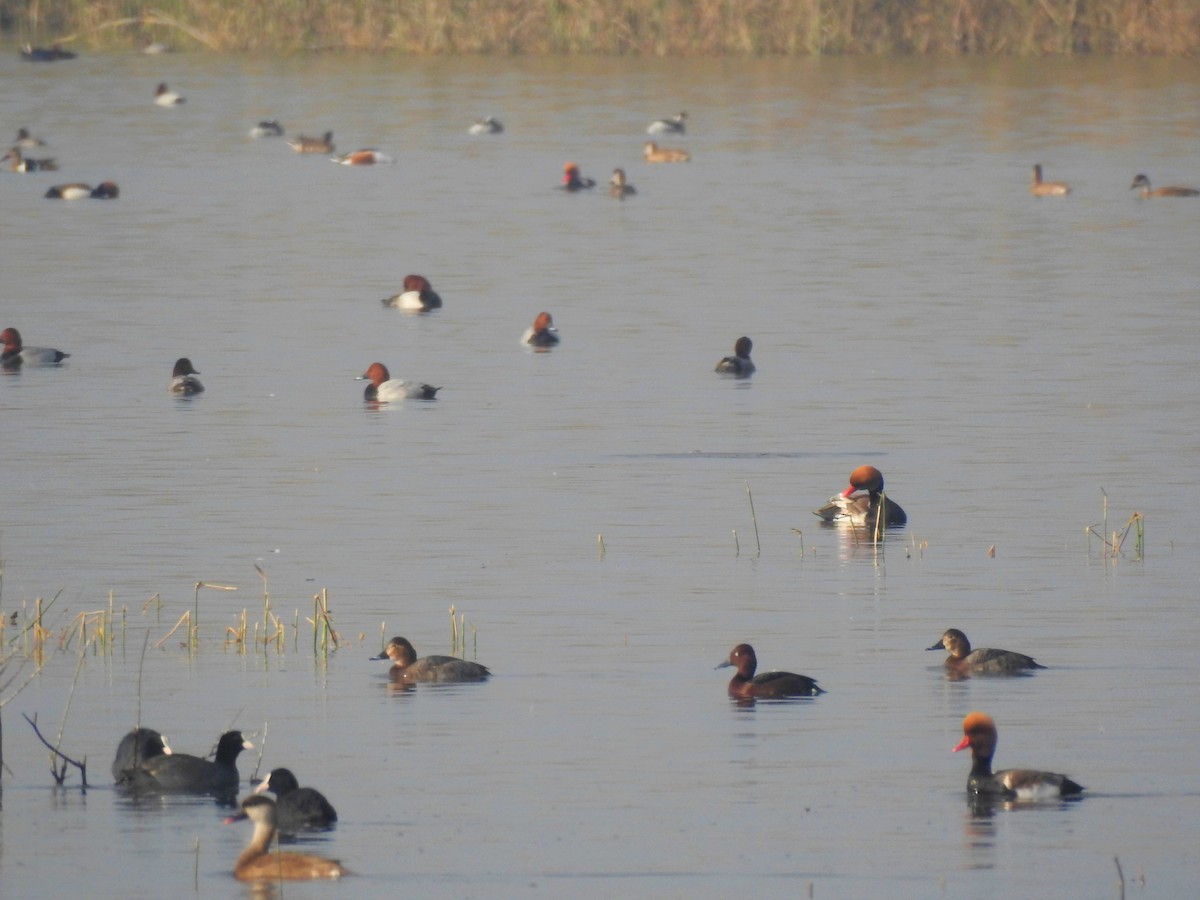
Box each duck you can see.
[14,128,46,149]
[119,730,253,802]
[254,768,338,834]
[357,362,440,402]
[3,148,58,172]
[371,636,491,682]
[813,465,907,528]
[153,82,185,106]
[954,712,1084,801]
[44,181,119,199]
[249,120,284,139]
[468,116,503,135]
[287,131,334,154]
[643,141,690,163]
[21,43,77,61]
[1029,164,1069,197]
[1130,173,1199,198]
[111,728,172,783]
[927,628,1044,676]
[332,148,393,165]
[561,162,596,192]
[226,795,346,881]
[718,644,823,699]
[522,311,560,348]
[380,274,443,311]
[646,111,687,135]
[1,327,70,367]
[714,336,755,377]
[169,357,204,395]
[609,167,636,199]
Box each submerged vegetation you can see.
[4,0,1199,55]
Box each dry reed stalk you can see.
[744,481,761,557]
[8,0,1200,54]
[598,533,606,560]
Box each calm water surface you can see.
[1,52,1198,899]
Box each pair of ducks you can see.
[283,129,391,165]
[718,628,1043,701]
[561,163,637,199]
[1031,164,1198,197]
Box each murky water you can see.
[2,51,1198,898]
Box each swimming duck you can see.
[254,768,338,834]
[813,465,907,528]
[153,82,185,106]
[357,362,440,402]
[717,643,824,700]
[1,327,70,367]
[609,167,636,199]
[469,116,503,135]
[1130,173,1199,198]
[21,43,76,61]
[561,162,596,192]
[380,273,443,310]
[169,357,204,395]
[714,336,755,377]
[954,712,1084,801]
[14,128,46,149]
[927,628,1044,676]
[120,730,253,803]
[111,728,171,783]
[332,148,393,165]
[646,111,687,135]
[3,148,58,172]
[44,181,119,199]
[371,636,491,682]
[522,311,560,347]
[1029,164,1069,197]
[226,795,347,881]
[287,131,334,154]
[643,141,690,163]
[249,120,284,138]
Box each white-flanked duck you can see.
[522,311,560,348]
[954,712,1084,801]
[154,82,185,106]
[169,358,204,395]
[380,273,443,311]
[469,116,503,135]
[714,336,755,377]
[646,111,687,134]
[1,327,70,367]
[813,464,906,527]
[44,181,119,199]
[357,362,440,402]
[249,120,284,138]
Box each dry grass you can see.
[6,0,1199,54]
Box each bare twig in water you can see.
[745,481,761,557]
[1114,855,1125,900]
[23,711,88,787]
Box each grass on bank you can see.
[5,0,1199,55]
